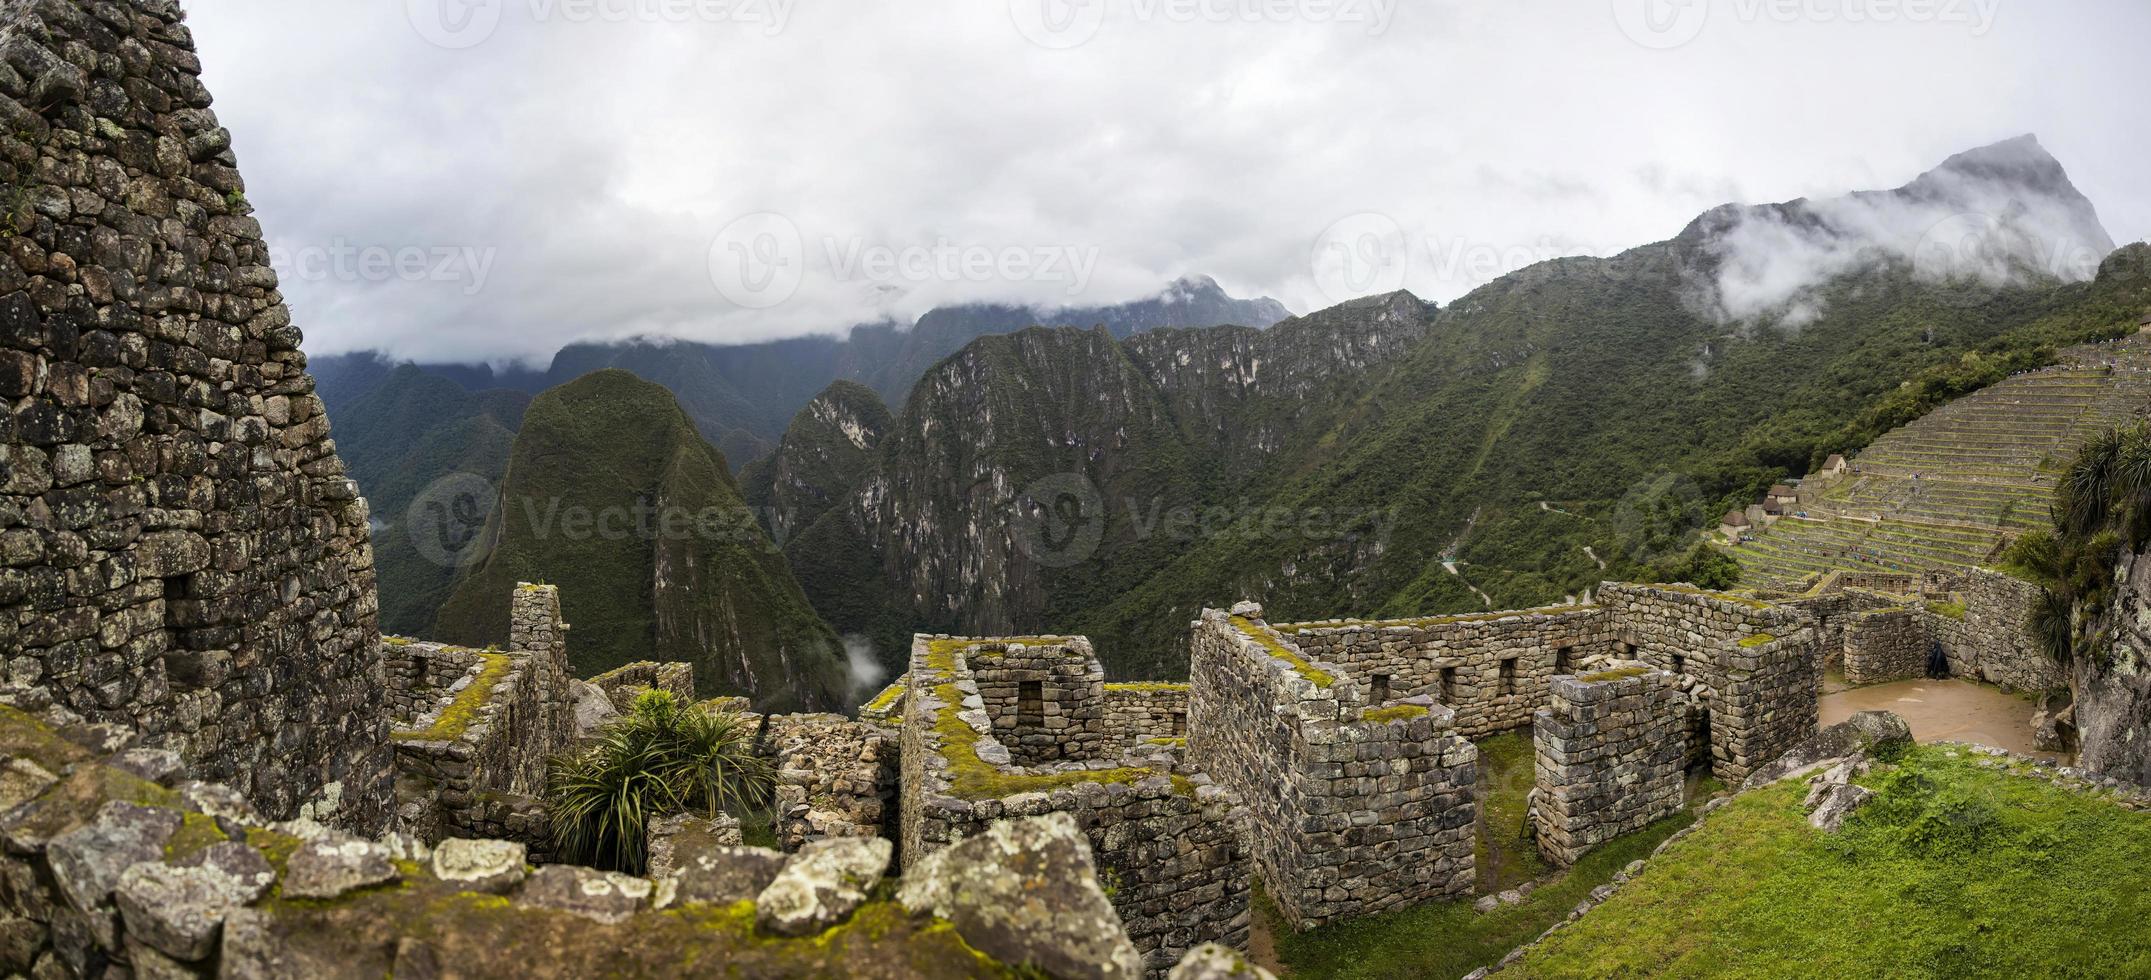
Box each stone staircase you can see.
[1732,335,2151,590]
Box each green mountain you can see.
[330,364,527,636]
[787,138,2151,679]
[432,370,851,712]
[740,380,894,548]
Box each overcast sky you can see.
[183,0,2151,365]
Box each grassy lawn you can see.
[1513,746,2151,978]
[1475,732,1550,892]
[1271,794,1697,979]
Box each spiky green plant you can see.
[546,689,773,873]
[2015,421,2151,669]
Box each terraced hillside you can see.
[1733,334,2151,589]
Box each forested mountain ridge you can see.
[779,138,2151,679]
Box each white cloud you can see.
[181,0,2151,364]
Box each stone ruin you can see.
[0,0,388,831]
[1531,667,1687,866]
[896,634,1252,974]
[1770,568,2064,692]
[1187,607,1478,930]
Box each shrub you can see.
[546,690,773,873]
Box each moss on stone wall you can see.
[393,650,511,742]
[1230,616,1335,688]
[1362,704,1430,724]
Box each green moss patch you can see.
[1511,747,2151,978]
[1231,616,1334,688]
[1103,682,1190,694]
[393,651,510,742]
[863,681,906,714]
[1362,704,1429,724]
[1927,600,1968,621]
[925,682,1190,802]
[1738,632,1778,648]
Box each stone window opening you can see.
[1439,666,1457,703]
[1171,711,1187,736]
[1671,653,1688,676]
[1499,658,1518,695]
[1370,674,1392,703]
[1555,646,1574,674]
[1017,680,1044,728]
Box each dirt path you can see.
[1820,677,2061,761]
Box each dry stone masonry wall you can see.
[1103,683,1190,748]
[1187,608,1479,931]
[966,637,1110,764]
[0,0,390,830]
[587,659,694,713]
[1531,668,1688,866]
[899,634,1251,974]
[387,584,572,849]
[1842,606,1927,685]
[763,712,897,853]
[1281,607,1613,737]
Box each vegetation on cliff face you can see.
[740,380,893,548]
[788,204,2151,679]
[433,370,851,710]
[331,365,527,636]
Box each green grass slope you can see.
[1513,746,2151,978]
[433,370,850,712]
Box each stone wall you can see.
[588,660,694,713]
[1186,609,1477,931]
[382,638,479,725]
[0,0,390,830]
[1596,584,1821,784]
[966,638,1109,765]
[1933,568,2064,692]
[763,712,896,853]
[0,702,1160,980]
[900,635,1250,974]
[1781,587,1906,671]
[1843,606,1927,685]
[390,584,572,848]
[1103,683,1189,747]
[1281,607,1612,737]
[859,674,906,730]
[1531,668,1688,866]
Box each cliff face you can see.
[744,380,891,548]
[2079,551,2151,783]
[0,1,391,826]
[433,371,849,711]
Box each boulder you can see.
[571,680,619,735]
[430,839,526,894]
[113,843,275,961]
[1742,710,1913,789]
[756,837,891,937]
[281,838,397,900]
[1171,943,1278,980]
[516,866,652,923]
[646,812,744,879]
[1807,783,1876,832]
[46,802,181,912]
[896,814,1140,979]
[666,845,787,907]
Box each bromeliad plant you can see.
[546,689,772,873]
[2008,421,2151,669]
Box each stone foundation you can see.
[1532,668,1688,866]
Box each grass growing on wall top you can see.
[1231,616,1334,688]
[1510,746,2151,978]
[393,651,511,742]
